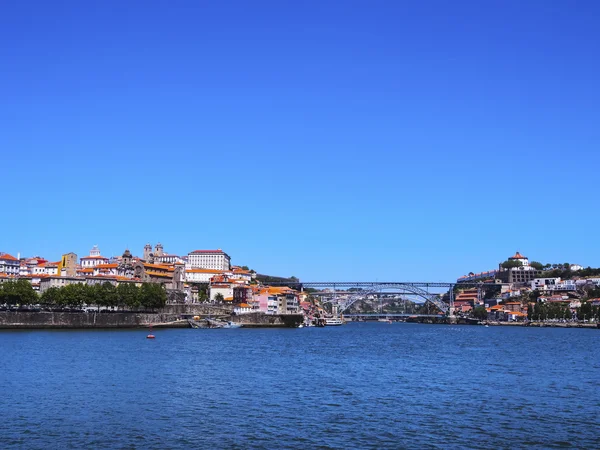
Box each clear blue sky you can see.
[1,0,599,281]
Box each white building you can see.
[39,276,86,293]
[0,253,20,276]
[210,283,233,302]
[531,278,560,290]
[155,254,184,265]
[185,269,224,283]
[507,251,533,269]
[187,249,231,271]
[81,245,110,268]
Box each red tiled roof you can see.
[0,253,18,261]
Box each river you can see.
[1,323,599,449]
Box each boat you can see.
[222,321,242,329]
[324,317,344,326]
[378,318,392,324]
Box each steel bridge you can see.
[271,281,507,315]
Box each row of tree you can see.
[527,301,599,321]
[0,280,167,310]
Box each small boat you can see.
[324,317,344,326]
[222,321,242,329]
[378,318,392,324]
[146,334,155,339]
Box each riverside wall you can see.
[231,312,303,327]
[0,311,183,329]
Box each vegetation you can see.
[214,293,225,303]
[0,280,37,306]
[541,266,600,279]
[529,261,544,270]
[0,281,167,310]
[472,306,488,320]
[501,260,523,269]
[255,274,301,289]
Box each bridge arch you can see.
[321,283,448,314]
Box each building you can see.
[39,276,86,293]
[185,269,224,283]
[80,245,109,268]
[187,249,231,271]
[59,252,78,277]
[496,252,543,284]
[132,261,184,291]
[0,253,20,276]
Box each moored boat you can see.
[324,317,344,326]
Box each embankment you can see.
[0,311,183,329]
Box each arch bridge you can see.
[273,281,507,315]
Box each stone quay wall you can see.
[0,311,181,329]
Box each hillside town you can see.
[454,251,600,323]
[0,244,323,320]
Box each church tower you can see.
[143,244,152,261]
[122,249,133,266]
[155,243,164,257]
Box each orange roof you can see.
[81,255,109,260]
[145,271,172,278]
[143,263,174,271]
[0,253,18,261]
[187,269,223,274]
[96,264,118,269]
[224,296,234,301]
[509,252,527,260]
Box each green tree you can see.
[530,261,544,270]
[0,280,38,306]
[117,282,140,309]
[501,260,523,269]
[60,283,88,308]
[139,283,167,310]
[214,293,225,303]
[98,282,118,309]
[472,306,488,321]
[41,287,63,307]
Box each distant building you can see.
[80,245,109,268]
[59,252,78,277]
[496,251,543,284]
[39,276,86,293]
[0,253,20,276]
[187,249,231,271]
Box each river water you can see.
[1,323,599,449]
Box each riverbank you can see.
[486,320,599,329]
[0,310,304,329]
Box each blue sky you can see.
[1,0,599,281]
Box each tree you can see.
[214,293,225,303]
[139,283,167,310]
[530,261,544,270]
[60,283,88,309]
[501,260,523,269]
[0,280,38,306]
[472,306,488,321]
[117,282,140,309]
[41,287,63,307]
[529,289,542,301]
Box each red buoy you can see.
[146,334,155,339]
